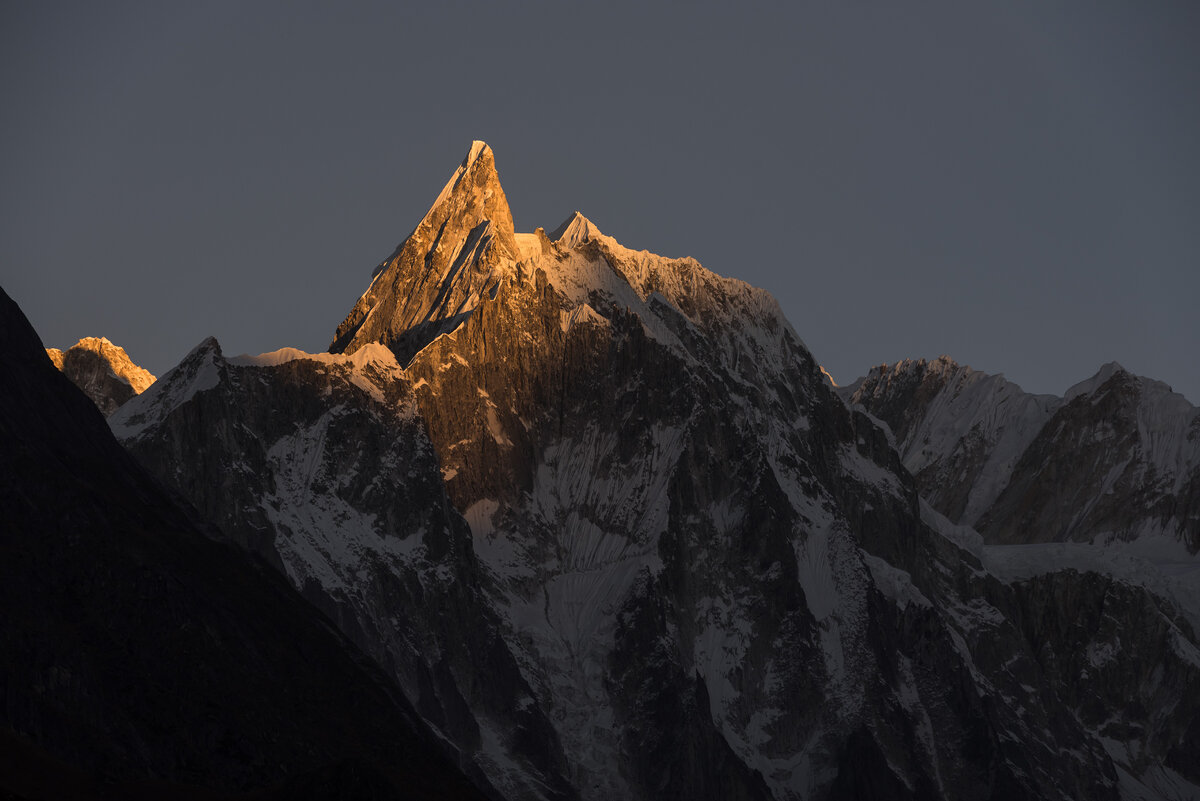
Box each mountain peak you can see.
[931,353,959,368]
[466,139,490,165]
[1064,361,1129,401]
[188,336,223,360]
[421,141,515,251]
[550,211,605,248]
[111,336,225,441]
[45,334,156,415]
[332,144,809,383]
[330,141,519,361]
[858,355,967,389]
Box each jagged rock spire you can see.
[330,140,518,363]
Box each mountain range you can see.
[842,356,1199,551]
[4,141,1198,800]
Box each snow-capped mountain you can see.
[331,140,521,364]
[47,335,155,415]
[109,143,1200,801]
[842,356,1200,551]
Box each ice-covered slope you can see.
[844,357,1200,551]
[118,142,1200,801]
[46,335,155,415]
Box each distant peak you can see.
[187,336,224,360]
[550,211,604,248]
[1064,361,1129,401]
[74,335,114,349]
[874,355,963,379]
[49,335,156,384]
[45,333,157,411]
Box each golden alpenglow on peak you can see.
[330,140,518,362]
[45,336,156,415]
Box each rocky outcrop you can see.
[844,357,1200,551]
[330,141,520,364]
[46,335,155,415]
[840,356,1061,526]
[1002,570,1200,788]
[115,143,1200,800]
[0,287,490,800]
[980,366,1200,549]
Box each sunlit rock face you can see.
[331,141,520,364]
[117,142,1199,801]
[46,336,155,415]
[843,357,1200,551]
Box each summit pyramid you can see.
[331,140,519,363]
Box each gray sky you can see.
[3,1,1197,401]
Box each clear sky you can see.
[3,1,1198,401]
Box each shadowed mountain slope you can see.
[843,356,1200,550]
[0,285,491,800]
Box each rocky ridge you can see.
[47,335,155,415]
[331,140,520,364]
[842,356,1200,551]
[113,338,575,800]
[112,143,1200,801]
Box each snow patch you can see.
[921,499,985,561]
[983,535,1200,635]
[231,343,399,371]
[262,406,427,595]
[1065,361,1126,402]
[109,338,223,440]
[863,553,932,609]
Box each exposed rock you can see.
[1002,570,1200,788]
[844,357,1200,551]
[840,356,1060,527]
[981,367,1200,549]
[46,335,155,415]
[330,140,519,364]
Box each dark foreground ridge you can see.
[0,285,491,800]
